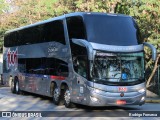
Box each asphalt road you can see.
[0,87,160,119]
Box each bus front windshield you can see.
[91,52,144,85]
[85,14,142,46]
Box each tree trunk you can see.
[146,54,160,88]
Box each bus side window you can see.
[4,32,17,47]
[44,20,66,44]
[57,65,69,77]
[75,57,87,78]
[19,29,31,45]
[70,41,89,79]
[29,69,34,74]
[18,59,26,73]
[45,68,56,76]
[66,16,86,40]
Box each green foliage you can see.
[0,28,5,46]
[114,0,160,69]
[0,0,159,63]
[0,0,9,14]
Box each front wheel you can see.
[64,86,75,108]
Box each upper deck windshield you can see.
[84,14,142,45]
[91,52,144,85]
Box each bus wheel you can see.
[64,86,75,108]
[53,86,61,105]
[15,79,20,94]
[11,80,16,93]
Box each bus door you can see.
[72,56,88,103]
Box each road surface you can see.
[0,87,159,119]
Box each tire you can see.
[53,85,61,105]
[15,79,20,94]
[11,79,16,93]
[64,86,75,108]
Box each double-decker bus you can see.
[3,12,156,108]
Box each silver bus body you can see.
[3,12,156,107]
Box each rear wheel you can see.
[15,80,20,94]
[53,85,61,105]
[64,86,75,108]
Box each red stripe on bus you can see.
[50,75,65,80]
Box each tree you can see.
[0,0,9,14]
[0,0,159,84]
[146,54,160,88]
[0,0,57,50]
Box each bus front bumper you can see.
[88,92,145,106]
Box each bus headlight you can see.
[90,96,99,102]
[138,88,145,93]
[87,86,103,94]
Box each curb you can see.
[145,99,160,103]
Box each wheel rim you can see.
[16,81,19,92]
[54,88,59,101]
[64,89,70,104]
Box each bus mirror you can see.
[72,39,94,60]
[143,42,157,61]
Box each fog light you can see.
[141,96,145,102]
[138,88,145,93]
[90,96,99,102]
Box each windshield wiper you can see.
[101,77,119,80]
[92,79,105,84]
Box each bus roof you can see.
[5,12,131,34]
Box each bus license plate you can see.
[116,100,126,105]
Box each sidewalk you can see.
[0,84,9,87]
[146,97,160,103]
[146,90,160,103]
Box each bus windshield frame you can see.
[91,51,145,86]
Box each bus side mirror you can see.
[143,42,157,61]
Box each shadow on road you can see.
[21,90,141,111]
[75,104,140,111]
[0,87,145,117]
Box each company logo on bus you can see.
[48,43,58,56]
[7,48,18,69]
